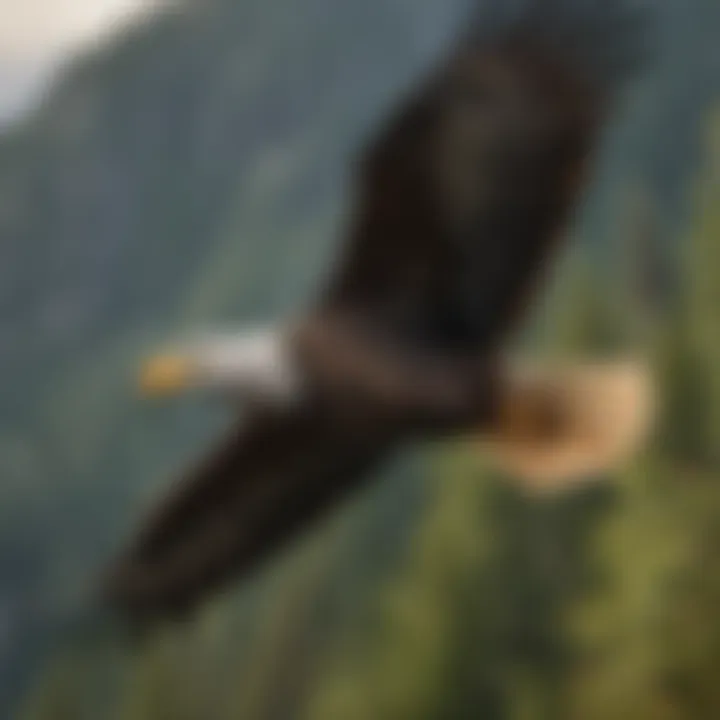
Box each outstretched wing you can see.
[323,0,648,353]
[104,405,392,621]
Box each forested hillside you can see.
[1,0,719,717]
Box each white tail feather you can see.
[482,359,656,494]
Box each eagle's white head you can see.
[138,327,303,406]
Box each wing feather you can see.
[104,406,392,621]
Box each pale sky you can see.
[0,0,159,123]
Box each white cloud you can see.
[0,0,159,123]
[0,0,156,56]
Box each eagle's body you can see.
[105,1,648,622]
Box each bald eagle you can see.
[104,0,653,622]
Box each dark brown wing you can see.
[321,2,646,353]
[104,404,393,621]
[321,47,603,357]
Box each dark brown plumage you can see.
[105,0,647,623]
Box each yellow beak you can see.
[138,353,196,397]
